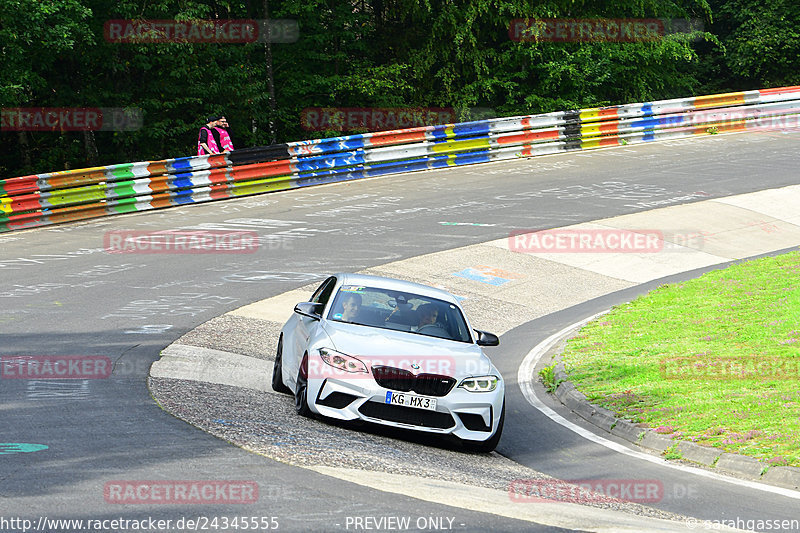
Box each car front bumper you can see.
[309,376,504,442]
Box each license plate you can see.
[384,391,437,411]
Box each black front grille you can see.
[414,374,456,396]
[372,366,414,392]
[372,366,456,397]
[359,402,455,429]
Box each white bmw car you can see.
[272,273,505,452]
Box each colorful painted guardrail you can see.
[2,86,799,233]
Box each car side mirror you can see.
[294,302,324,320]
[475,329,499,346]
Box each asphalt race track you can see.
[2,130,799,532]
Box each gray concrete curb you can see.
[676,441,721,467]
[716,453,767,479]
[151,344,272,392]
[763,466,800,490]
[545,344,800,492]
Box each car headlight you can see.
[318,348,368,374]
[459,375,499,392]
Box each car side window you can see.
[311,276,337,307]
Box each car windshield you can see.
[327,285,472,343]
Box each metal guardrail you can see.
[2,86,799,233]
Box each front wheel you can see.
[294,353,312,417]
[271,336,292,394]
[463,402,504,453]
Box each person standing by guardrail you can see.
[198,115,222,155]
[214,115,235,153]
[198,115,234,155]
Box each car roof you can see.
[333,273,460,304]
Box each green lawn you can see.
[560,251,800,467]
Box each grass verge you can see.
[561,251,800,467]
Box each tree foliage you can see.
[708,0,800,88]
[0,0,796,177]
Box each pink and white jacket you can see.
[197,127,234,155]
[197,127,219,156]
[214,126,234,152]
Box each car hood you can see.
[320,320,496,377]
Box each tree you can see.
[0,0,796,178]
[0,0,93,173]
[706,0,800,88]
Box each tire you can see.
[294,353,312,417]
[271,336,292,394]
[463,401,504,453]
